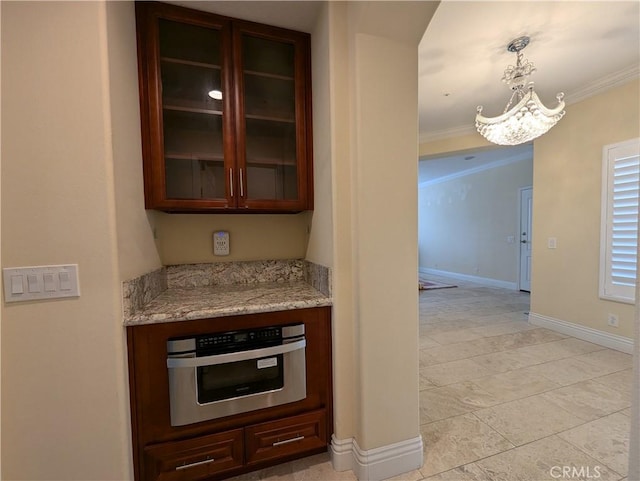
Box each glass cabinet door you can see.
[156,17,232,206]
[235,28,309,209]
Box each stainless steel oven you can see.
[166,324,306,427]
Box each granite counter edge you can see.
[124,296,333,327]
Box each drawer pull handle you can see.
[273,435,304,447]
[175,457,215,471]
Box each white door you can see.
[519,187,533,292]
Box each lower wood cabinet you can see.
[127,307,333,481]
[144,430,244,481]
[245,410,327,465]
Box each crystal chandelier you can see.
[476,36,565,146]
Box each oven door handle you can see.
[166,339,306,368]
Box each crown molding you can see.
[419,65,640,145]
[564,64,640,105]
[419,124,477,144]
[418,150,532,188]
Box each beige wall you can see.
[418,158,533,284]
[156,212,311,265]
[305,3,334,269]
[1,2,439,480]
[338,0,438,452]
[107,2,162,281]
[1,2,132,479]
[419,132,492,158]
[531,79,640,339]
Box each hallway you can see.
[227,278,632,480]
[417,276,631,480]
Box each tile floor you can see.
[229,277,633,481]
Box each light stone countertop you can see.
[124,280,332,326]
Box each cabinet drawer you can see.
[245,410,327,465]
[144,429,243,481]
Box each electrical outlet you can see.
[213,231,230,256]
[607,313,619,328]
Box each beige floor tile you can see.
[423,468,474,480]
[470,349,543,373]
[419,341,498,367]
[512,338,604,363]
[429,329,484,345]
[592,369,633,399]
[470,368,561,402]
[620,408,631,417]
[558,412,630,477]
[420,320,485,336]
[541,380,630,421]
[575,349,633,372]
[419,413,514,477]
[473,395,584,445]
[473,328,567,352]
[419,382,500,424]
[469,320,537,338]
[420,359,497,386]
[420,336,442,350]
[290,453,359,481]
[419,370,438,391]
[525,356,618,386]
[383,469,424,481]
[460,435,621,481]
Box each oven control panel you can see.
[167,324,304,357]
[197,327,282,351]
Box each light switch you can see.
[4,264,79,302]
[59,271,71,291]
[27,274,40,293]
[43,273,56,292]
[11,275,24,294]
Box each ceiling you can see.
[418,0,640,182]
[167,1,322,33]
[169,1,639,183]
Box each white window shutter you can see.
[600,138,640,304]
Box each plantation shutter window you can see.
[600,138,640,304]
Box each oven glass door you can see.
[197,354,284,404]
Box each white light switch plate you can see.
[3,264,80,303]
[213,231,230,256]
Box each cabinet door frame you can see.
[232,21,313,211]
[136,2,237,210]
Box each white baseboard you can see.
[419,267,518,290]
[528,312,634,354]
[330,435,424,481]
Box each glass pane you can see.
[165,158,225,200]
[159,19,221,66]
[163,110,223,159]
[241,34,298,202]
[159,19,226,201]
[163,110,224,200]
[245,119,297,200]
[245,119,295,162]
[242,35,294,77]
[161,61,222,113]
[244,74,294,121]
[246,165,297,200]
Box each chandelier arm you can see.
[503,89,521,114]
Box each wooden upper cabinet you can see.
[135,2,313,212]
